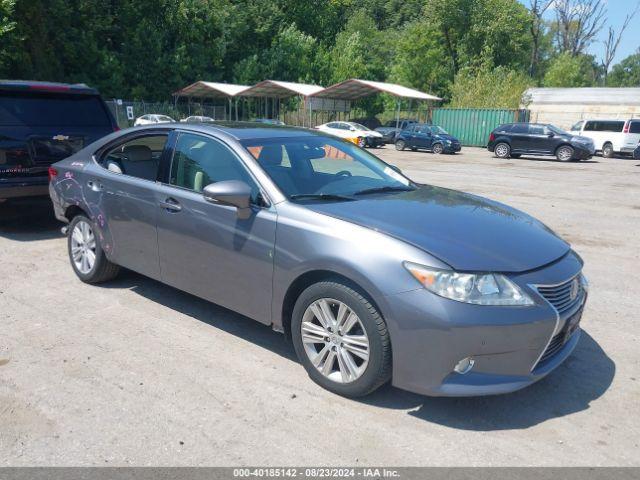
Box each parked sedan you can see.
[316,121,384,148]
[181,115,214,123]
[374,119,418,143]
[49,123,588,398]
[134,114,175,126]
[488,123,595,161]
[395,124,461,154]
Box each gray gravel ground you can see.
[1,147,639,466]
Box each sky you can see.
[519,0,640,67]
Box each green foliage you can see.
[0,0,633,108]
[449,64,533,109]
[607,50,640,87]
[543,52,600,88]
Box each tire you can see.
[556,145,574,162]
[395,140,405,151]
[602,142,614,158]
[432,143,444,154]
[494,142,511,158]
[67,214,120,283]
[291,281,392,398]
[357,137,366,148]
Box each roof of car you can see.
[0,79,99,95]
[136,121,325,140]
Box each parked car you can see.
[395,124,461,154]
[570,118,640,158]
[0,80,118,202]
[488,123,595,162]
[181,115,214,123]
[375,119,418,143]
[316,121,384,148]
[134,114,175,126]
[50,123,588,398]
[253,118,286,126]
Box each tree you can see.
[601,2,639,85]
[527,0,553,78]
[608,50,640,87]
[543,52,600,87]
[553,0,606,56]
[0,0,15,69]
[449,64,532,109]
[389,21,452,98]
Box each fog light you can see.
[454,357,475,374]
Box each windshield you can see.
[242,136,414,201]
[431,126,448,135]
[547,124,569,135]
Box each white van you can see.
[570,119,640,157]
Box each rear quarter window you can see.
[0,92,112,127]
[628,121,640,134]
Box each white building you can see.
[522,88,640,129]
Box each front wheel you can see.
[68,214,120,283]
[556,145,574,162]
[291,281,392,397]
[357,137,366,148]
[432,143,444,154]
[395,140,406,151]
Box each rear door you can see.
[509,124,530,152]
[0,90,116,183]
[623,120,640,152]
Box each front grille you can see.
[538,331,565,364]
[536,275,584,314]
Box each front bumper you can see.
[572,143,595,160]
[0,177,50,200]
[381,251,586,396]
[443,142,462,153]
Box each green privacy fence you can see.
[431,108,530,147]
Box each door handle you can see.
[87,180,104,192]
[160,197,182,212]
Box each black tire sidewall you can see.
[67,214,107,282]
[291,282,389,397]
[603,143,613,158]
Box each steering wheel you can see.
[335,170,352,177]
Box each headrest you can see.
[257,144,282,167]
[123,144,152,162]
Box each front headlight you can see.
[404,262,534,306]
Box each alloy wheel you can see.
[358,137,366,148]
[395,140,405,151]
[432,143,443,154]
[495,143,509,158]
[557,146,573,162]
[71,220,97,274]
[300,298,370,384]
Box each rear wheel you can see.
[602,142,614,158]
[291,281,392,397]
[494,142,511,158]
[432,143,444,154]
[395,140,406,151]
[68,214,119,283]
[556,145,574,162]
[357,137,366,148]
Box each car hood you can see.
[434,134,459,142]
[304,185,570,272]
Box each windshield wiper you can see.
[353,185,415,196]
[289,193,355,202]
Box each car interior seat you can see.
[257,144,297,195]
[120,145,158,181]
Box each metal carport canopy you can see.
[173,81,250,98]
[312,79,442,101]
[239,80,325,98]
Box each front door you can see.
[413,125,433,149]
[155,131,277,324]
[527,124,556,155]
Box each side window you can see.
[528,124,545,135]
[101,134,167,180]
[628,121,640,134]
[511,124,528,134]
[170,132,258,198]
[418,126,432,135]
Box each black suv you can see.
[0,80,118,202]
[487,123,595,162]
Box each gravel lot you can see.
[1,147,639,466]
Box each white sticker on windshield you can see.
[383,166,410,186]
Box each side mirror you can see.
[388,164,402,174]
[203,180,252,219]
[547,132,555,137]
